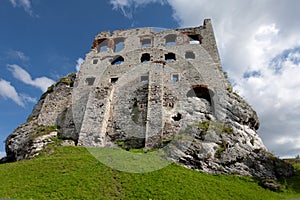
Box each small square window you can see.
[141,76,149,83]
[110,77,118,83]
[185,51,195,60]
[93,59,98,64]
[165,34,177,46]
[172,74,179,83]
[141,38,152,47]
[85,77,95,86]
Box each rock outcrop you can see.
[3,73,294,180]
[5,73,77,161]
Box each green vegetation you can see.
[215,142,227,158]
[197,121,210,131]
[56,73,75,87]
[223,71,228,79]
[196,120,233,134]
[285,160,300,194]
[29,125,59,141]
[0,146,299,200]
[115,141,125,148]
[222,125,233,134]
[40,84,55,100]
[233,92,240,97]
[227,87,233,93]
[40,73,75,100]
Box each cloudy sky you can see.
[0,0,299,158]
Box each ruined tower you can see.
[73,19,228,149]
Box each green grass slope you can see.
[0,146,299,200]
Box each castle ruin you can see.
[5,19,295,179]
[70,19,228,149]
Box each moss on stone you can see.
[215,142,227,158]
[56,73,76,87]
[30,125,59,141]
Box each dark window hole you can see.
[165,53,176,62]
[141,53,151,63]
[111,56,124,65]
[172,113,182,121]
[111,77,118,83]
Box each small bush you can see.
[197,121,210,131]
[227,87,233,93]
[56,76,74,87]
[215,142,227,158]
[222,126,233,134]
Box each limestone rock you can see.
[5,73,77,162]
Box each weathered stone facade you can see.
[2,19,295,180]
[74,19,228,148]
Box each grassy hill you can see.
[0,146,299,200]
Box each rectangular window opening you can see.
[141,38,152,48]
[114,38,125,52]
[165,34,177,46]
[99,39,109,52]
[141,76,149,83]
[110,77,119,83]
[172,74,179,83]
[93,59,98,64]
[188,34,201,44]
[85,77,95,86]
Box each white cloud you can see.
[7,50,29,62]
[110,0,166,18]
[75,58,84,72]
[0,79,25,107]
[20,94,37,104]
[0,152,6,159]
[109,0,300,157]
[9,0,33,15]
[7,64,55,92]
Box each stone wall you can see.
[74,19,229,149]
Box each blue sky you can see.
[1,0,300,158]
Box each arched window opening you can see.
[141,38,152,47]
[187,85,212,105]
[141,53,151,63]
[165,53,176,62]
[85,77,95,86]
[172,113,182,121]
[165,34,177,46]
[188,34,202,44]
[111,56,124,65]
[98,39,108,52]
[185,51,195,60]
[114,38,125,52]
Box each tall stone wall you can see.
[74,19,228,149]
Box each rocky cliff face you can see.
[2,73,294,181]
